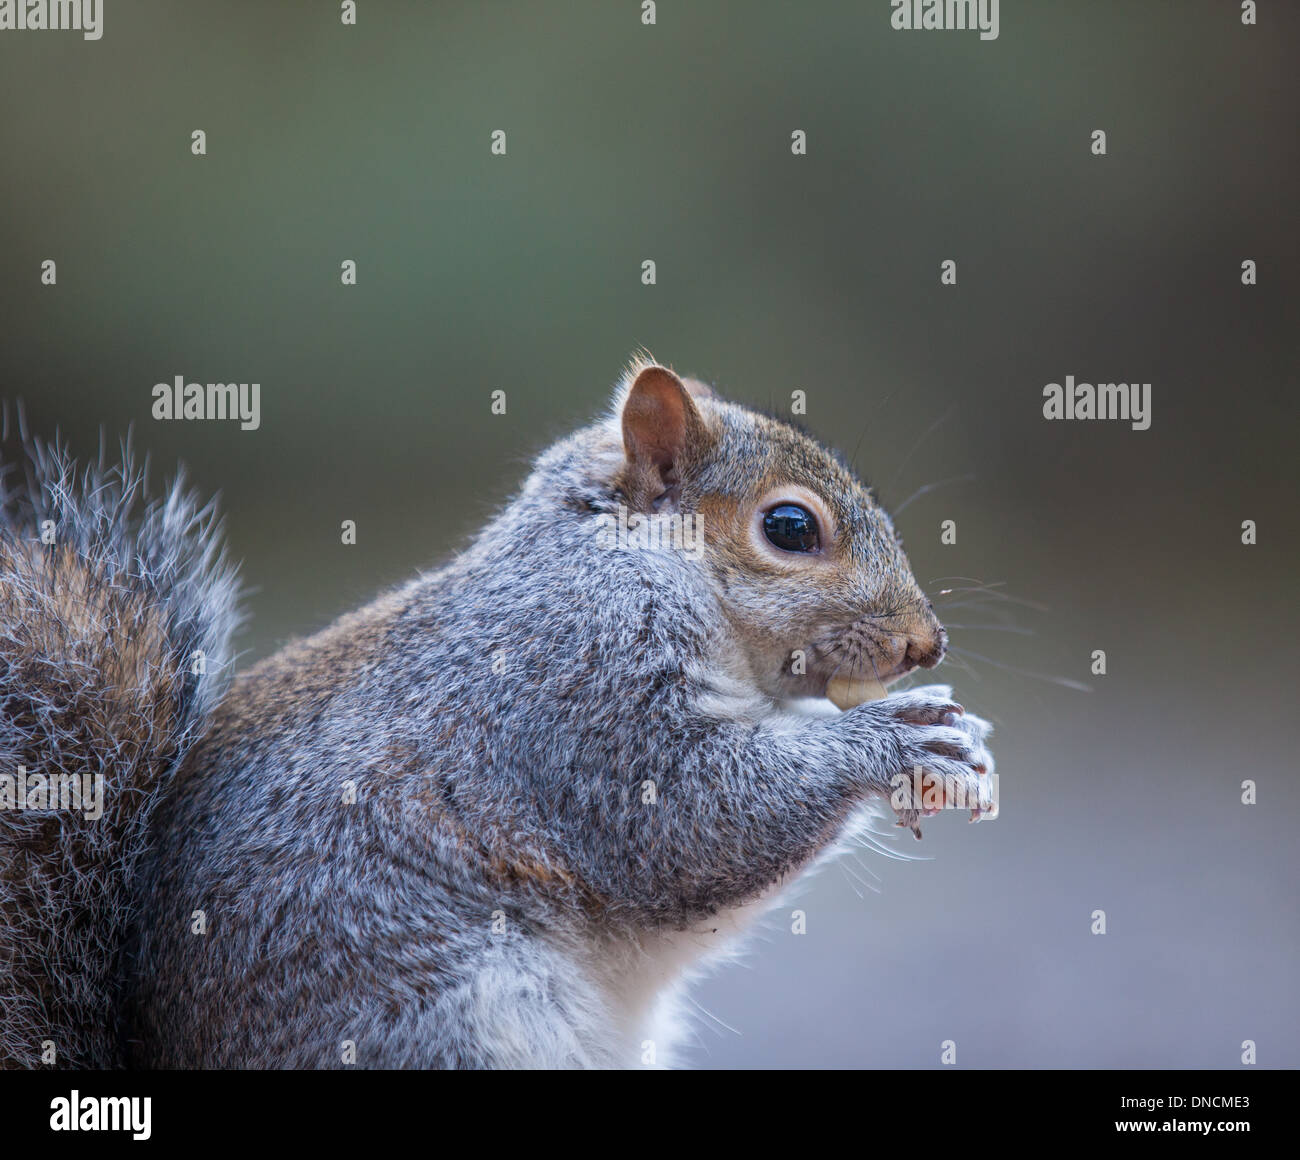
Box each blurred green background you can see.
[2,0,1297,1067]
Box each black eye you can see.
[763,504,819,553]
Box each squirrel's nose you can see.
[872,626,945,684]
[905,626,947,670]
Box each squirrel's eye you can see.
[763,504,819,553]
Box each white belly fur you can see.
[588,695,871,1067]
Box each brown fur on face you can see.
[616,363,945,701]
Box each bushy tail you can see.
[0,417,241,1068]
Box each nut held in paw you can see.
[825,676,887,710]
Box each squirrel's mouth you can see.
[798,628,927,708]
[823,665,915,710]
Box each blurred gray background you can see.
[2,1,1296,1067]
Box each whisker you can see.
[937,650,982,682]
[933,599,1024,614]
[943,624,1036,636]
[888,404,958,496]
[892,473,976,517]
[929,580,1049,613]
[847,386,903,475]
[946,645,1092,692]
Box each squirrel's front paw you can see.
[862,685,996,838]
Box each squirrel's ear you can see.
[619,364,708,511]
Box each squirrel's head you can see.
[608,360,946,704]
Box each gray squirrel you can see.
[0,359,994,1069]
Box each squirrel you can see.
[0,358,994,1069]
